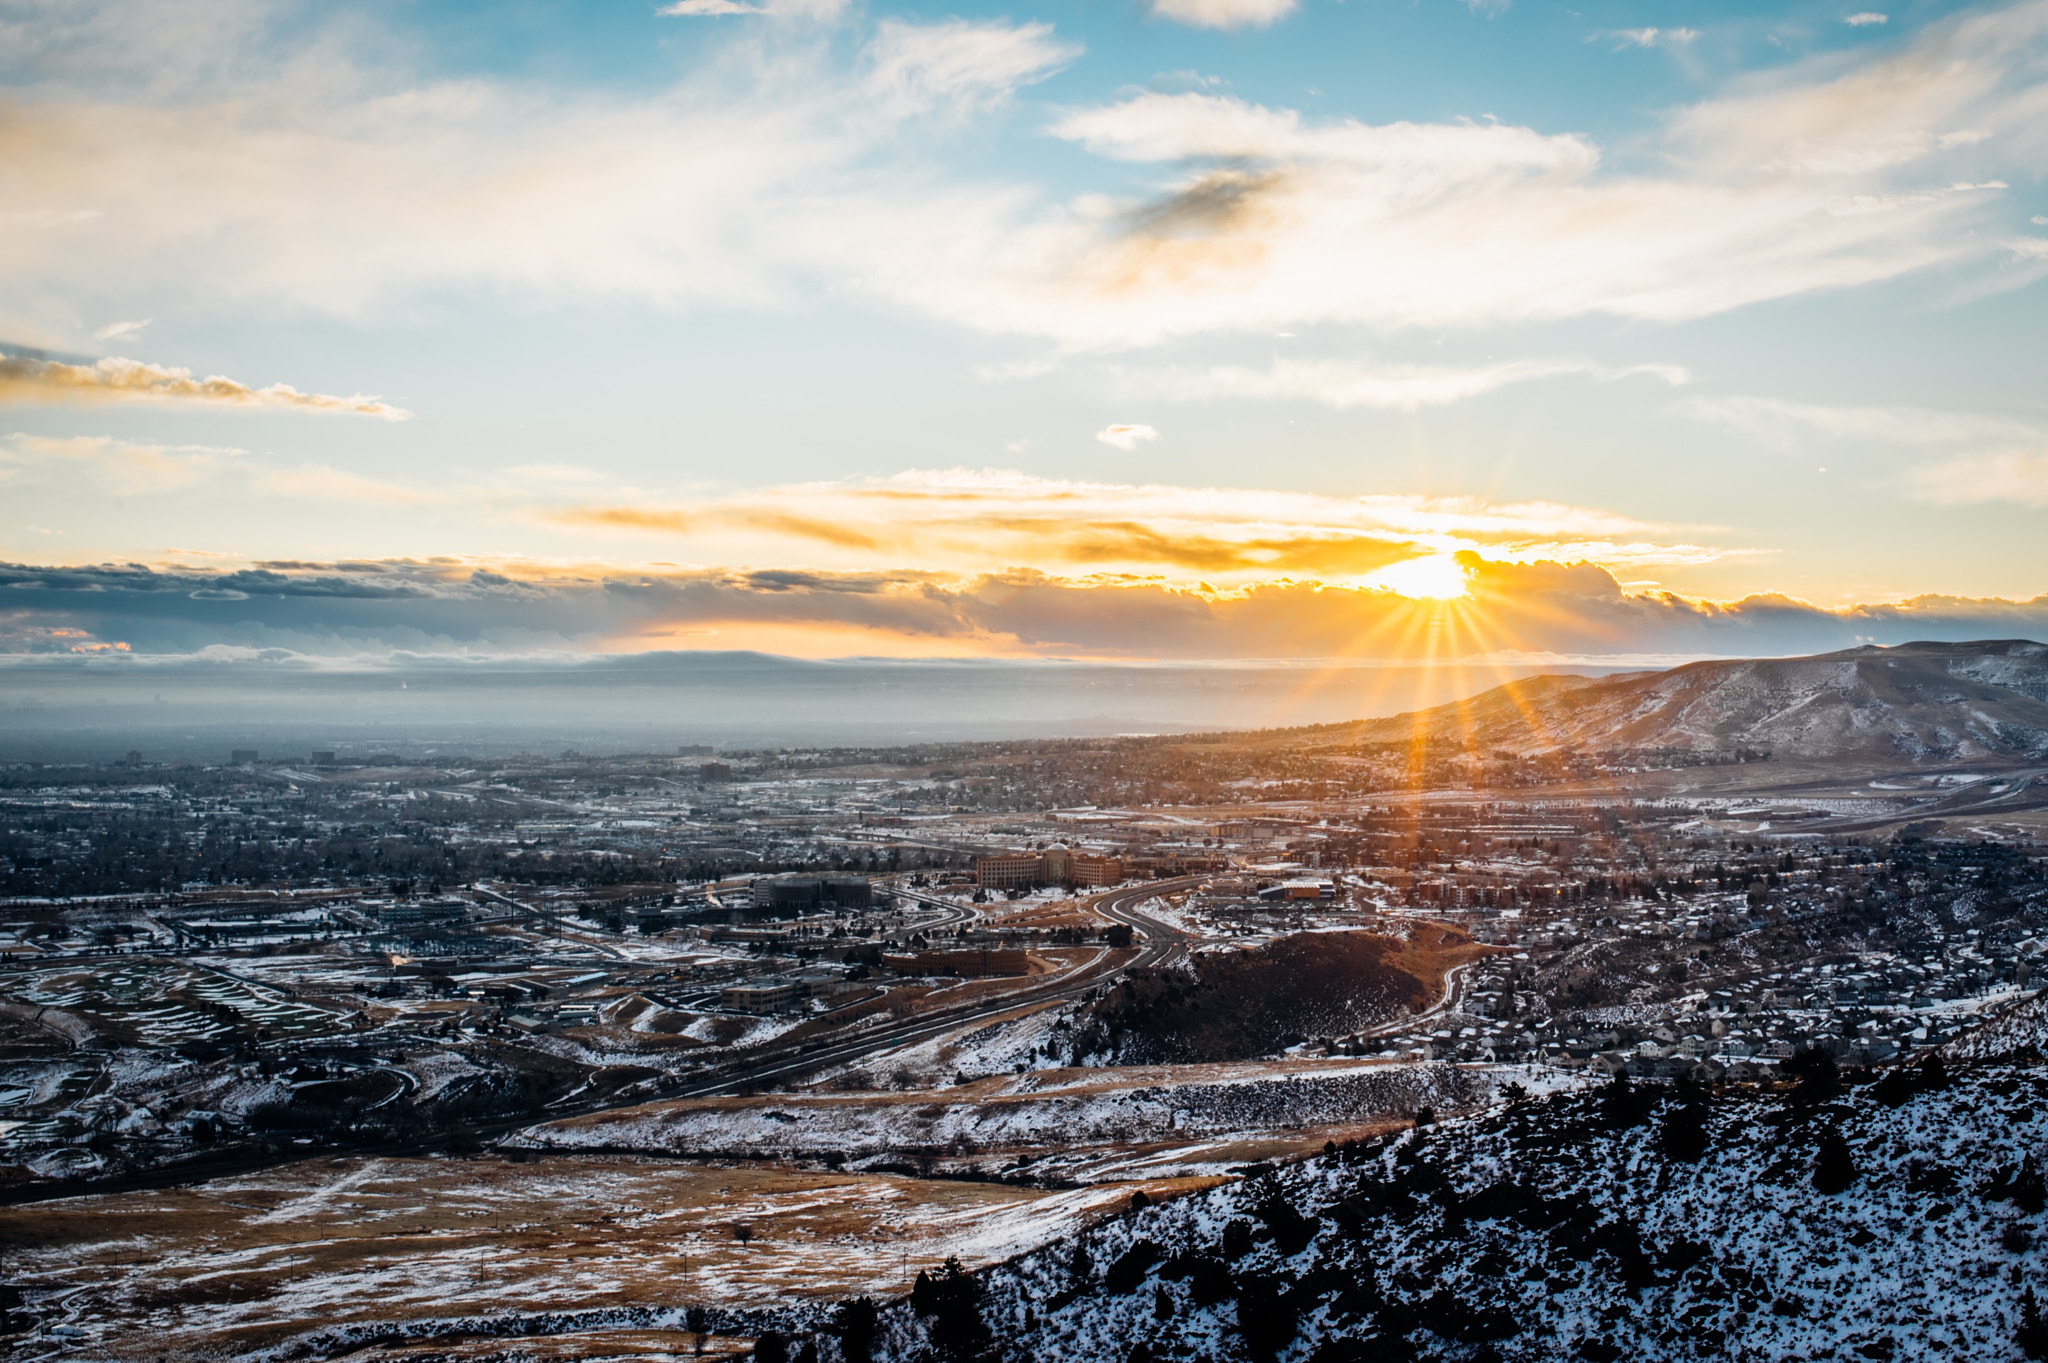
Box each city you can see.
[4,668,2047,1356]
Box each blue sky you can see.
[0,0,2044,661]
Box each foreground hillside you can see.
[1354,638,2048,765]
[853,1050,2048,1362]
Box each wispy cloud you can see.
[1905,451,2048,506]
[1597,27,1699,49]
[865,19,1079,118]
[1,0,2044,350]
[658,0,766,14]
[0,353,410,418]
[1095,423,1159,450]
[1146,0,1298,32]
[1845,12,1889,25]
[539,467,1733,585]
[0,434,241,495]
[91,320,150,342]
[1678,394,2040,448]
[1679,393,2048,508]
[250,464,436,504]
[1150,355,1688,411]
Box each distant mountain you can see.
[1352,639,2048,765]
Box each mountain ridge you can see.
[1352,638,2048,765]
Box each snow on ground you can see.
[519,1061,1508,1184]
[0,1155,1201,1360]
[864,1062,2048,1362]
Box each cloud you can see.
[1599,27,1699,48]
[2,554,2045,663]
[92,319,149,342]
[1004,4,2046,347]
[537,466,1732,584]
[1095,423,1159,450]
[3,0,2046,350]
[865,19,1079,119]
[1152,355,1689,411]
[1845,12,1889,25]
[1147,0,1298,32]
[1678,393,2048,507]
[250,464,436,504]
[659,0,766,14]
[0,433,240,494]
[0,353,410,418]
[1678,395,2041,448]
[1904,451,2048,506]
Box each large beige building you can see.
[974,853,1045,889]
[975,844,1123,889]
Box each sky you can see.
[1,0,2046,666]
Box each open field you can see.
[0,1154,1224,1360]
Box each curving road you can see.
[1090,879,1201,971]
[0,878,1209,1203]
[652,878,1205,1098]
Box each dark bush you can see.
[1105,1240,1161,1295]
[832,1296,877,1363]
[1223,1218,1255,1261]
[1813,1128,1857,1195]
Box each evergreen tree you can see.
[1155,1283,1176,1320]
[2019,1286,2048,1360]
[1602,1073,1653,1130]
[1870,1066,1915,1109]
[1657,1080,1711,1162]
[752,1332,789,1363]
[1785,1047,1841,1106]
[1920,1053,1952,1091]
[2012,1157,2046,1215]
[1235,1277,1301,1363]
[1222,1218,1255,1261]
[1813,1128,1856,1195]
[833,1296,878,1363]
[918,1257,990,1363]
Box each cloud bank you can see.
[539,467,1733,583]
[1,555,2043,664]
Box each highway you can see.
[0,878,1205,1203]
[665,877,1205,1096]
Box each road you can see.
[1355,959,1477,1042]
[886,886,984,935]
[666,877,1205,1096]
[1090,880,1200,970]
[0,879,1206,1204]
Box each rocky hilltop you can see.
[1354,639,2048,766]
[854,1035,2048,1363]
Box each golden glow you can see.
[1362,553,1471,600]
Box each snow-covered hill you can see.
[1355,638,2048,765]
[844,1058,2048,1362]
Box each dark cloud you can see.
[0,556,2043,663]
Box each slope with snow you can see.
[861,1060,2048,1362]
[1355,639,2048,766]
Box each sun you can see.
[1363,553,1471,600]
